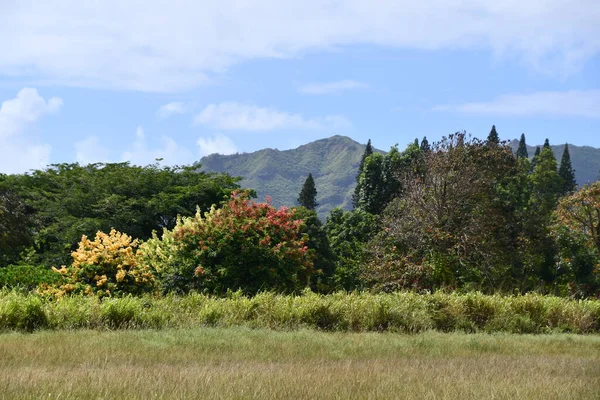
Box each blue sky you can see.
[0,0,599,174]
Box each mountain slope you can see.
[509,140,600,186]
[199,135,372,217]
[200,136,600,219]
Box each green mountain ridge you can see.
[200,136,600,218]
[199,135,375,217]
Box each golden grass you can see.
[0,328,598,399]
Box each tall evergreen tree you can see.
[558,144,577,194]
[516,133,528,159]
[487,125,500,145]
[355,153,386,215]
[297,173,318,210]
[420,136,430,152]
[531,146,541,171]
[543,138,551,149]
[353,139,373,209]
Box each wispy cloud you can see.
[75,136,111,164]
[0,88,61,173]
[121,126,195,166]
[197,134,238,157]
[194,102,351,131]
[299,80,369,95]
[156,102,190,118]
[434,90,600,118]
[2,1,598,91]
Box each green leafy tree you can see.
[531,146,541,171]
[352,139,373,208]
[516,133,528,159]
[2,163,240,266]
[324,208,379,290]
[366,133,520,291]
[297,173,318,210]
[558,144,577,195]
[0,188,33,266]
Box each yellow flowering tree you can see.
[41,228,155,297]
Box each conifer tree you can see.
[531,146,541,171]
[543,138,551,149]
[420,136,430,152]
[558,144,577,194]
[297,173,318,210]
[487,125,500,145]
[516,133,528,159]
[353,139,373,209]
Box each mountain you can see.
[199,135,374,218]
[509,140,600,186]
[200,136,600,219]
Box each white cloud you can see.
[1,1,598,91]
[434,90,600,118]
[299,80,369,95]
[194,102,351,131]
[75,136,111,164]
[121,126,195,166]
[197,134,239,157]
[0,88,61,173]
[156,102,189,118]
[0,88,62,138]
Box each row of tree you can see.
[297,126,596,296]
[1,127,598,297]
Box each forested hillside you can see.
[201,135,600,217]
[199,135,380,217]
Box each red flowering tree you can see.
[141,191,314,294]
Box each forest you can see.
[0,126,598,299]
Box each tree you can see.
[2,163,241,266]
[543,138,551,149]
[516,133,528,159]
[531,146,541,171]
[297,173,318,210]
[553,183,600,295]
[0,189,33,266]
[558,144,577,195]
[355,153,386,215]
[141,191,314,294]
[420,137,430,152]
[487,125,500,145]
[353,139,373,208]
[367,133,519,290]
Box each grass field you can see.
[0,328,598,399]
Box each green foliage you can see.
[516,133,528,159]
[297,173,318,210]
[352,139,374,209]
[0,265,63,291]
[141,192,314,295]
[0,291,599,334]
[559,144,577,194]
[324,208,379,290]
[487,124,500,145]
[0,188,33,266]
[1,162,240,267]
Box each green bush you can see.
[0,291,598,334]
[0,265,63,291]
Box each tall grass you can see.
[0,328,599,399]
[0,289,598,333]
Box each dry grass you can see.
[0,328,598,399]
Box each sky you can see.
[0,0,599,174]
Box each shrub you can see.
[40,229,156,298]
[0,264,64,291]
[139,191,314,294]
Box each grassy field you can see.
[0,328,598,399]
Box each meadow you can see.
[0,328,598,399]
